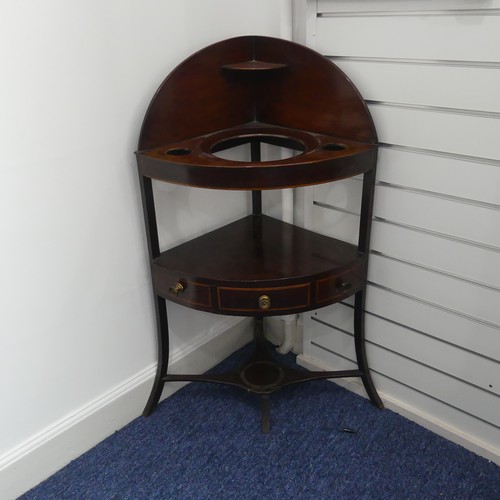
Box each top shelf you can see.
[136,122,377,190]
[136,35,378,189]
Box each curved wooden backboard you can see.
[138,36,377,151]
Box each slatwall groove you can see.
[367,101,500,120]
[331,291,500,365]
[313,200,359,216]
[368,107,500,160]
[309,342,500,429]
[333,61,500,113]
[319,9,500,18]
[331,302,500,366]
[310,320,500,426]
[370,250,500,294]
[317,179,500,213]
[299,0,500,459]
[329,56,500,69]
[374,187,500,248]
[367,281,500,332]
[312,305,500,397]
[317,0,500,13]
[314,200,500,257]
[375,182,500,211]
[314,191,500,251]
[311,316,351,336]
[373,217,500,254]
[313,203,500,257]
[369,255,500,327]
[311,316,500,401]
[315,15,500,63]
[380,144,500,168]
[328,155,500,201]
[314,202,500,292]
[310,341,500,431]
[311,341,355,364]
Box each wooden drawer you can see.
[218,284,311,314]
[315,268,364,304]
[152,266,212,309]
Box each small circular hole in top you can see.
[323,143,347,151]
[165,148,191,156]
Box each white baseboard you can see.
[1,317,253,500]
[297,353,500,466]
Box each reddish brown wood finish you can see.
[139,37,255,150]
[137,123,377,190]
[137,36,377,191]
[138,36,376,152]
[151,215,366,316]
[137,36,384,421]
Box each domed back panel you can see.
[252,36,377,143]
[138,36,377,151]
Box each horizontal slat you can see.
[314,179,362,214]
[314,182,500,249]
[316,15,500,62]
[309,321,500,426]
[368,253,500,327]
[315,152,500,208]
[312,203,360,245]
[373,185,500,249]
[315,294,500,362]
[313,305,500,397]
[376,148,500,206]
[369,104,500,160]
[318,0,500,14]
[308,0,500,460]
[370,221,500,290]
[332,60,500,114]
[312,303,354,333]
[365,285,500,361]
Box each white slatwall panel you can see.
[315,180,500,249]
[370,106,500,160]
[296,0,500,462]
[315,14,500,62]
[333,61,500,113]
[317,0,500,12]
[308,316,500,446]
[376,148,500,206]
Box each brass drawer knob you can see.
[258,295,271,310]
[169,282,184,296]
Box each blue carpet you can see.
[23,344,499,499]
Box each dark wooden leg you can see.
[354,289,384,409]
[254,316,271,433]
[143,296,169,416]
[261,394,271,433]
[138,173,168,417]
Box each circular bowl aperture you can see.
[210,134,306,162]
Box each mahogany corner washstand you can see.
[135,36,383,432]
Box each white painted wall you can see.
[0,1,289,497]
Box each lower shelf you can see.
[147,316,384,433]
[165,353,364,434]
[165,354,364,395]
